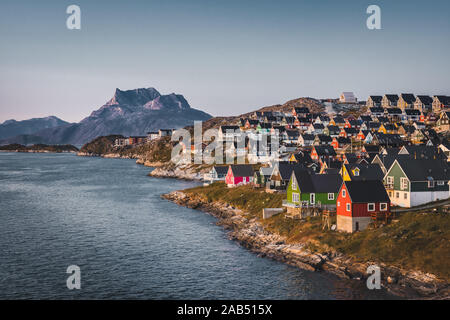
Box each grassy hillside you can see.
[183,183,450,280]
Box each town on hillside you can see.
[116,92,450,233]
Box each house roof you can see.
[293,170,342,194]
[405,109,421,116]
[400,94,416,104]
[214,166,229,175]
[369,96,383,103]
[292,151,313,164]
[317,134,332,142]
[344,180,390,203]
[385,94,399,102]
[301,133,315,141]
[363,145,380,153]
[394,159,450,181]
[416,95,433,104]
[344,163,384,181]
[229,164,254,177]
[370,107,384,113]
[275,162,306,181]
[400,145,447,160]
[386,108,402,115]
[314,145,337,156]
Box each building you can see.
[159,129,173,138]
[367,96,382,108]
[339,92,357,103]
[203,166,229,184]
[433,95,450,113]
[397,93,416,110]
[225,165,254,187]
[384,158,450,207]
[285,170,343,214]
[414,95,433,113]
[341,163,384,181]
[382,94,399,108]
[336,180,390,233]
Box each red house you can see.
[225,165,254,187]
[336,181,390,233]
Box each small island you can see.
[0,143,79,153]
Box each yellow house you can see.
[340,164,360,181]
[378,124,387,134]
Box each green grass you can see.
[182,183,450,280]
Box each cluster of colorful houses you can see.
[202,93,450,233]
[114,129,173,147]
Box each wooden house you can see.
[383,158,450,207]
[336,180,391,233]
[397,94,416,110]
[382,94,399,108]
[225,165,254,187]
[414,95,433,113]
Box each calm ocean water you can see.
[0,153,396,299]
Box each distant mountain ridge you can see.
[0,116,69,140]
[0,87,212,145]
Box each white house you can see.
[339,92,357,103]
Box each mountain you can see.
[0,116,69,140]
[1,88,212,145]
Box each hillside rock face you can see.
[1,88,212,145]
[0,116,69,141]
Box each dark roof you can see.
[385,94,399,102]
[416,95,433,104]
[363,145,380,153]
[293,171,342,194]
[276,163,305,181]
[230,165,254,177]
[344,127,358,134]
[292,151,313,164]
[394,159,450,181]
[317,134,332,142]
[368,121,381,129]
[326,125,340,133]
[333,116,345,123]
[360,115,373,122]
[313,123,325,129]
[344,180,390,203]
[337,137,351,144]
[314,145,337,157]
[344,163,384,181]
[400,94,416,104]
[405,109,421,116]
[370,107,384,113]
[386,108,402,115]
[214,166,229,175]
[377,116,390,123]
[369,96,383,103]
[301,133,315,141]
[400,145,447,160]
[220,125,240,132]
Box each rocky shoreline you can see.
[163,190,449,300]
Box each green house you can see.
[384,158,450,208]
[284,169,343,212]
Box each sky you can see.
[0,0,449,123]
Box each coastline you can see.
[162,190,450,300]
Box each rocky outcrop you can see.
[163,191,450,300]
[149,163,211,181]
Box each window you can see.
[400,178,408,190]
[346,203,351,212]
[292,193,299,203]
[328,193,335,200]
[380,203,388,211]
[428,180,435,188]
[353,168,360,176]
[437,181,445,186]
[292,179,297,190]
[342,189,346,198]
[386,176,394,184]
[368,203,375,211]
[404,193,408,200]
[396,192,399,198]
[337,201,340,207]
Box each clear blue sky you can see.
[1,0,449,122]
